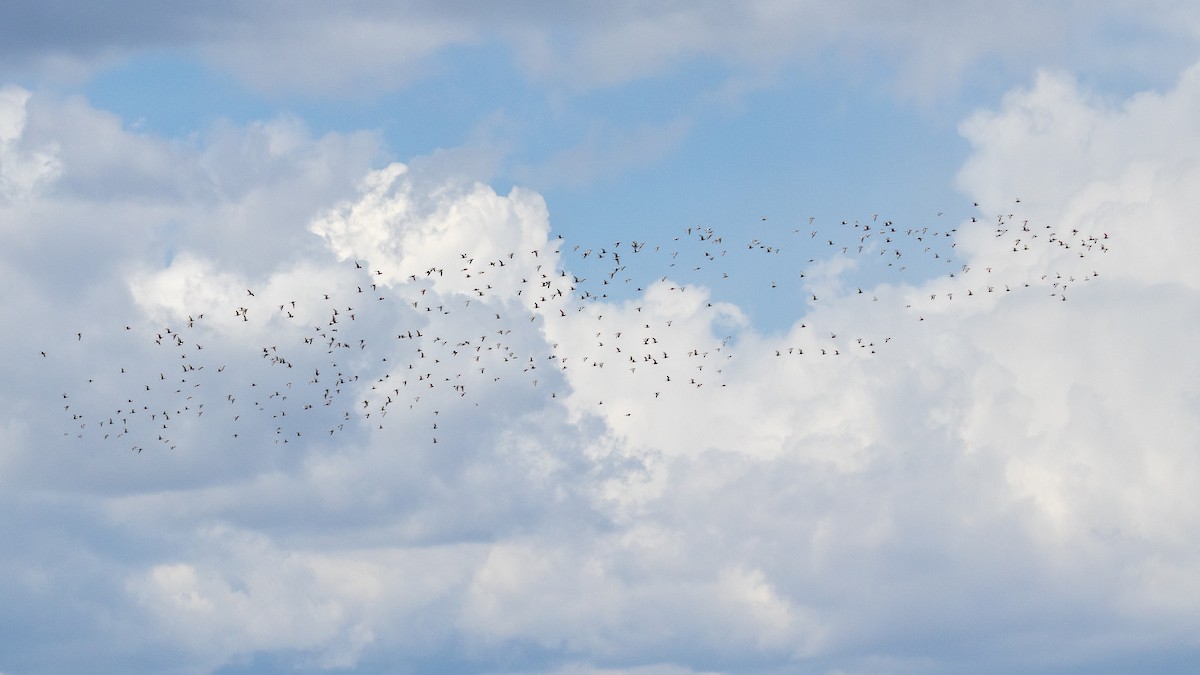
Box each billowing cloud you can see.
[4,53,1200,674]
[0,84,61,201]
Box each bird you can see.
[50,196,1101,454]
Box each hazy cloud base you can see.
[5,2,1200,100]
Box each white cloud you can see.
[309,161,552,296]
[128,525,440,670]
[958,65,1200,289]
[5,57,1200,673]
[0,85,61,201]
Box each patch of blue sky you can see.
[532,65,976,331]
[80,51,274,138]
[77,45,975,334]
[78,43,521,154]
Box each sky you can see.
[3,2,1200,673]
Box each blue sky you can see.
[4,3,1200,674]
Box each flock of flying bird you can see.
[51,202,1110,453]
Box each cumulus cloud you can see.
[0,84,61,201]
[949,67,1200,627]
[958,65,1200,289]
[309,161,552,294]
[5,56,1200,674]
